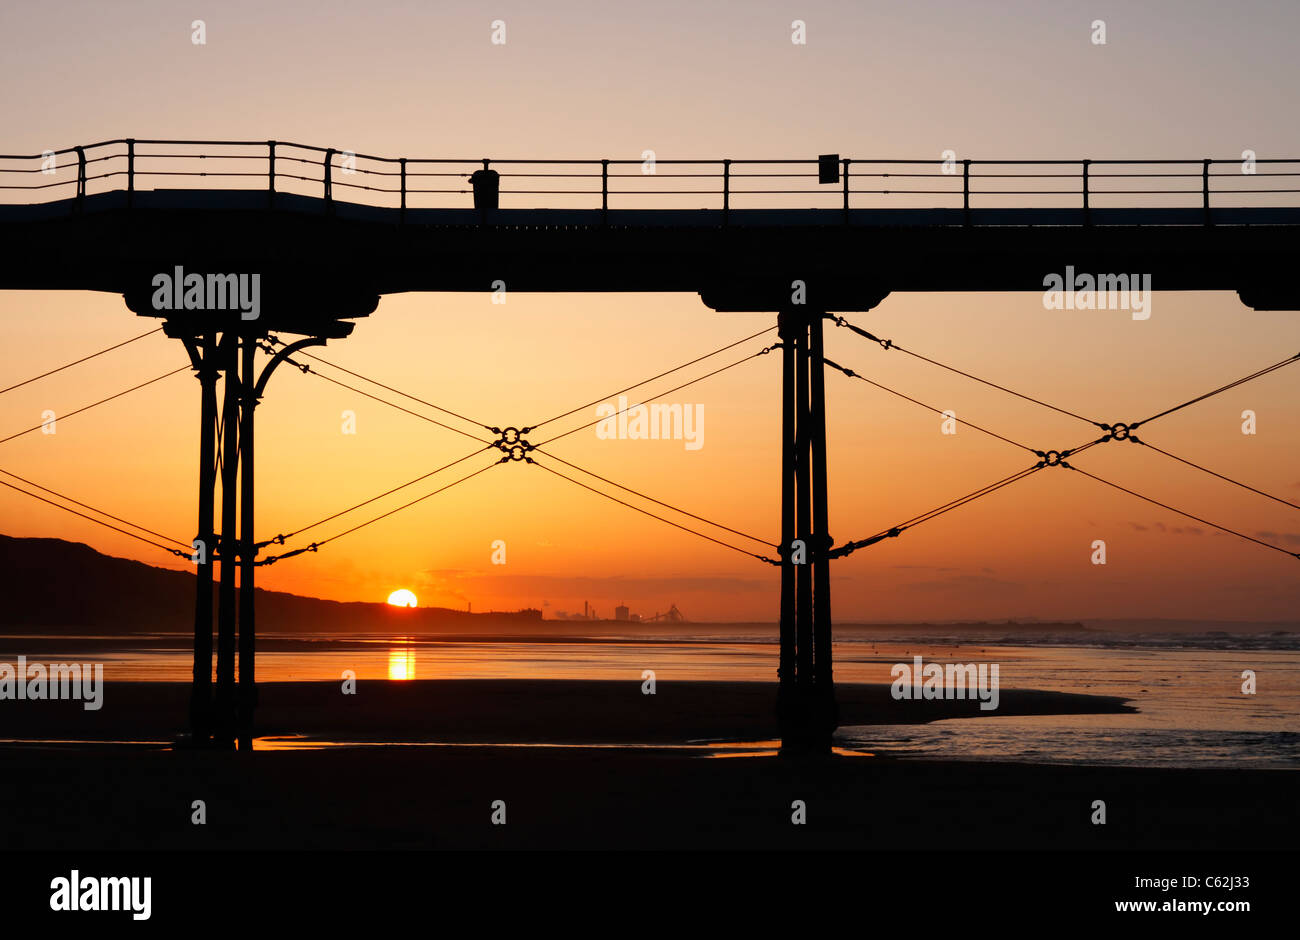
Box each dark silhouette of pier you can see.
[1,139,1298,754]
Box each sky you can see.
[1,0,1299,622]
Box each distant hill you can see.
[5,534,1289,638]
[0,534,541,634]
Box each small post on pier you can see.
[963,159,971,225]
[1082,159,1091,226]
[601,159,609,226]
[126,140,135,209]
[399,158,407,224]
[1203,158,1212,226]
[722,159,731,226]
[74,146,86,213]
[267,141,277,210]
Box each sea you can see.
[1,626,1297,769]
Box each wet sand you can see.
[0,680,1294,850]
[0,678,1134,743]
[2,743,1297,851]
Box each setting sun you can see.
[386,589,418,608]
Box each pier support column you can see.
[237,332,259,752]
[214,332,240,749]
[777,313,797,711]
[776,306,838,756]
[808,311,838,737]
[230,332,326,750]
[140,282,367,753]
[179,332,219,747]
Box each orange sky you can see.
[2,1,1298,621]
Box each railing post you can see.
[842,158,850,224]
[601,158,609,225]
[1082,159,1091,225]
[267,141,276,209]
[1203,158,1212,226]
[126,139,135,208]
[723,159,731,226]
[962,159,971,225]
[74,146,85,213]
[399,158,407,224]
[323,148,335,213]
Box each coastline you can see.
[0,678,1134,743]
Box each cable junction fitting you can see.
[491,426,536,463]
[1034,449,1073,468]
[1100,421,1142,443]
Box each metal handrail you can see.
[2,140,1299,226]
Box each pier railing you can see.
[2,139,1299,219]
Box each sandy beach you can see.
[0,678,1134,743]
[1,679,1295,851]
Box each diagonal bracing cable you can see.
[257,333,780,564]
[0,478,190,558]
[0,327,163,396]
[1130,439,1300,511]
[530,456,778,564]
[1130,350,1300,429]
[828,316,1300,561]
[273,351,494,446]
[256,457,502,565]
[534,344,778,447]
[0,366,190,445]
[530,446,776,548]
[1066,465,1300,560]
[0,467,191,548]
[529,326,777,431]
[269,337,494,435]
[258,444,496,547]
[829,315,1102,427]
[829,462,1047,558]
[824,356,1039,454]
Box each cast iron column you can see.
[189,333,218,745]
[809,311,837,739]
[214,332,240,747]
[237,332,258,751]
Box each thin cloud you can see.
[1130,521,1203,535]
[1255,530,1300,546]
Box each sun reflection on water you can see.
[388,644,416,680]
